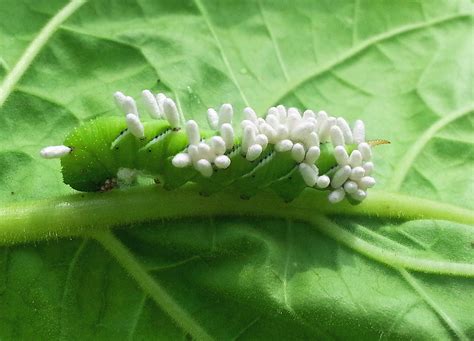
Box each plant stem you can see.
[0,185,472,246]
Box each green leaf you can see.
[0,0,473,340]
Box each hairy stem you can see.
[0,185,472,246]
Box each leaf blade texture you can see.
[0,0,473,339]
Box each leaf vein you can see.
[265,13,471,109]
[282,220,292,310]
[91,230,213,341]
[127,293,147,341]
[59,239,88,340]
[0,0,87,108]
[231,316,261,341]
[389,104,474,191]
[352,0,360,45]
[398,268,469,341]
[193,0,249,106]
[257,1,290,81]
[312,215,474,277]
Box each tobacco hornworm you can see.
[40,90,386,204]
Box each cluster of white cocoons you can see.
[170,99,374,203]
[114,90,181,139]
[329,138,375,204]
[172,104,235,178]
[113,90,376,204]
[238,105,375,203]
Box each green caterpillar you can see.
[40,90,385,204]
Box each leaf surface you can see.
[0,0,473,339]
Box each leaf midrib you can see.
[1,187,472,274]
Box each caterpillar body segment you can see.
[263,143,357,202]
[316,143,352,174]
[158,130,216,191]
[232,150,295,200]
[192,144,273,197]
[42,91,381,204]
[139,126,194,189]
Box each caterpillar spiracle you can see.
[40,90,387,204]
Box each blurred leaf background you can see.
[0,0,473,339]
